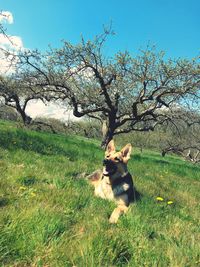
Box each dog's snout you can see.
[103,159,109,165]
[103,159,115,169]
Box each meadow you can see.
[0,120,199,267]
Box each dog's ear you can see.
[121,143,132,162]
[106,140,115,153]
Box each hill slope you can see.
[0,120,199,266]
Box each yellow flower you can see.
[156,197,164,201]
[30,192,36,197]
[167,201,173,205]
[19,186,26,190]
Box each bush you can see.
[0,105,19,122]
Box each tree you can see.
[0,12,34,124]
[160,108,200,163]
[0,74,45,124]
[4,30,200,147]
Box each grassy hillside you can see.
[0,120,199,267]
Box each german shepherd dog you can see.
[88,140,135,223]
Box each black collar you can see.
[103,172,131,186]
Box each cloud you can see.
[26,100,81,122]
[0,34,24,74]
[0,34,23,50]
[0,11,24,74]
[0,11,14,24]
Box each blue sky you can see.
[1,0,200,58]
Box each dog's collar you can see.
[103,171,129,185]
[110,171,129,180]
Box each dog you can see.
[87,140,135,223]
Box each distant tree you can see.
[0,74,45,124]
[160,108,200,163]
[3,30,200,148]
[0,12,35,124]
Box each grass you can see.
[0,119,200,267]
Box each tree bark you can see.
[23,114,32,125]
[101,120,115,149]
[101,129,114,149]
[101,113,117,149]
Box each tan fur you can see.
[88,140,133,223]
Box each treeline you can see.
[1,104,199,163]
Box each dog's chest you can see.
[94,176,115,200]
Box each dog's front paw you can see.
[109,215,118,224]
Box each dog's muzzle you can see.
[102,159,117,176]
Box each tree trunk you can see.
[101,114,116,149]
[14,96,32,125]
[21,112,32,125]
[101,121,115,149]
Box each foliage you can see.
[29,117,67,134]
[0,75,47,124]
[1,29,199,147]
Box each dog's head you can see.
[103,140,132,177]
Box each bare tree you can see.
[0,74,45,124]
[160,108,200,163]
[3,30,200,147]
[0,11,34,124]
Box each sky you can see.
[0,0,200,120]
[1,0,200,57]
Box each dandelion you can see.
[167,201,173,205]
[19,186,26,190]
[30,192,36,197]
[156,196,164,201]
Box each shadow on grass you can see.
[133,188,142,203]
[19,176,38,186]
[0,197,9,208]
[0,129,78,161]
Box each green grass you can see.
[0,119,200,267]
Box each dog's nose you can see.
[103,159,109,165]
